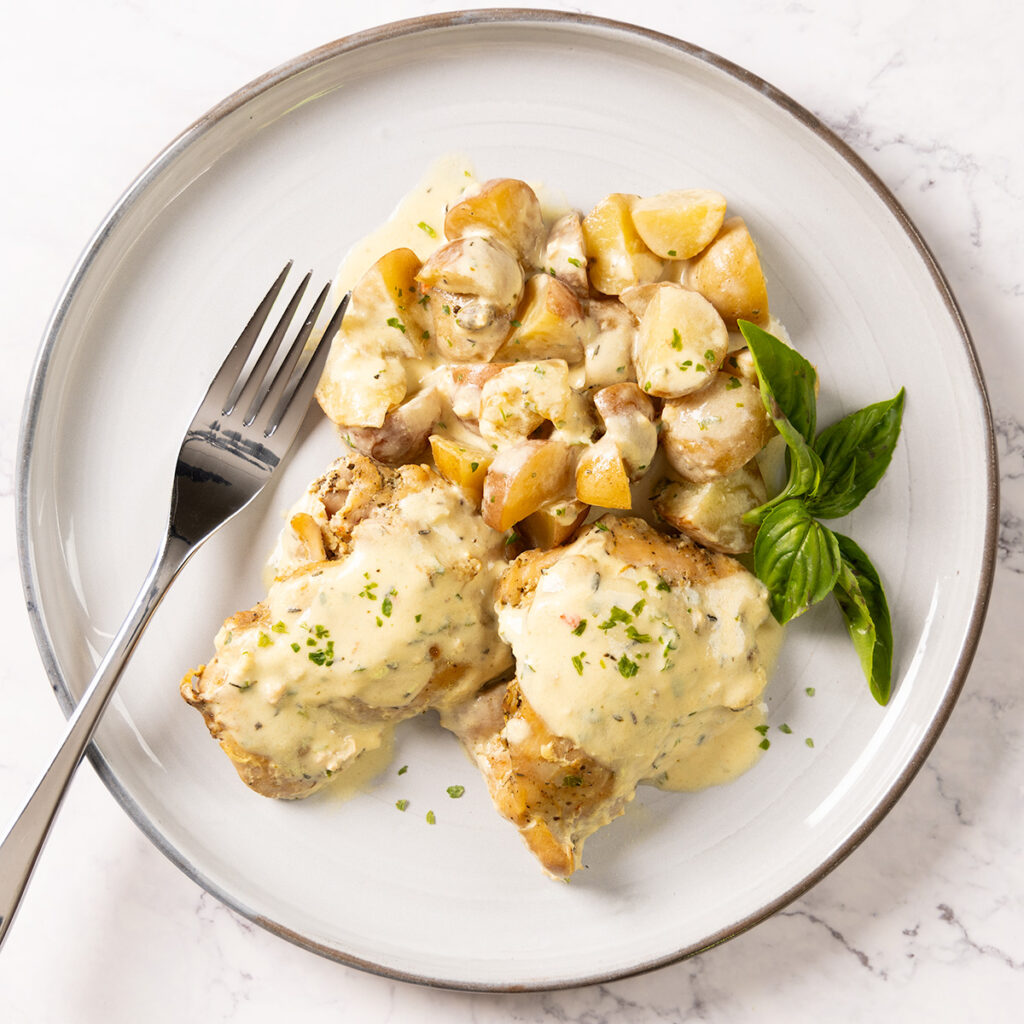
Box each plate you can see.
[17,11,996,990]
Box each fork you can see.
[0,264,349,948]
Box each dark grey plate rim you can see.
[16,8,998,993]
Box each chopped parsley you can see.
[759,738,771,750]
[725,375,742,390]
[567,257,583,268]
[670,328,683,351]
[426,810,436,825]
[257,632,272,647]
[386,316,406,333]
[271,621,288,633]
[805,737,815,748]
[617,654,639,678]
[395,799,409,811]
[398,765,408,775]
[572,619,587,636]
[446,785,465,799]
[599,606,633,630]
[778,723,793,734]
[571,653,585,675]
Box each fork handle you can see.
[0,532,191,949]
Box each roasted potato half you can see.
[686,216,770,328]
[633,284,729,399]
[653,461,768,553]
[495,274,589,363]
[444,178,546,266]
[630,188,728,260]
[482,439,574,531]
[429,433,495,500]
[660,372,774,482]
[581,193,663,296]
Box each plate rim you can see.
[15,7,999,992]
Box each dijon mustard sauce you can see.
[498,528,781,793]
[207,482,510,780]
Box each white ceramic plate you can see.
[18,12,996,990]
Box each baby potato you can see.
[339,387,442,464]
[338,247,430,355]
[721,346,759,384]
[495,274,589,363]
[653,461,768,554]
[686,217,770,328]
[482,439,574,531]
[429,433,495,500]
[584,298,636,387]
[581,193,663,296]
[316,339,407,428]
[519,498,590,549]
[575,438,633,509]
[660,372,775,483]
[630,188,728,260]
[633,285,729,399]
[619,281,673,320]
[479,360,571,446]
[444,178,546,266]
[543,211,589,296]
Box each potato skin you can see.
[660,373,775,483]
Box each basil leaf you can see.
[808,389,905,519]
[742,442,823,526]
[739,320,818,442]
[832,533,894,705]
[753,499,842,624]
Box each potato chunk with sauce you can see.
[633,285,729,399]
[482,439,574,531]
[581,193,663,295]
[660,373,774,482]
[653,462,768,554]
[444,178,546,267]
[478,361,571,446]
[495,273,589,363]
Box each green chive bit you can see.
[398,765,408,775]
[805,687,816,697]
[417,220,437,238]
[426,810,436,825]
[759,738,771,750]
[571,654,585,676]
[572,620,587,636]
[806,737,815,748]
[271,621,288,633]
[778,723,793,734]
[395,799,409,811]
[446,785,465,799]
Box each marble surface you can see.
[1,0,1021,1019]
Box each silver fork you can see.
[0,264,349,948]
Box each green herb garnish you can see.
[572,620,587,636]
[426,810,436,825]
[446,785,465,799]
[738,321,903,705]
[417,220,437,238]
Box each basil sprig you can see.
[738,320,904,704]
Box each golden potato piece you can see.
[482,440,573,531]
[630,188,728,259]
[575,440,632,509]
[429,434,495,500]
[316,343,406,429]
[495,274,588,363]
[634,285,729,399]
[478,360,571,446]
[336,247,429,352]
[660,373,775,483]
[653,462,768,554]
[581,193,663,296]
[444,178,546,266]
[519,498,590,549]
[686,216,770,328]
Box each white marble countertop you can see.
[1,1,1021,1019]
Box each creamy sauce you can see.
[499,528,780,793]
[209,479,510,780]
